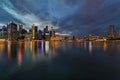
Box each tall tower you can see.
[7,21,17,40]
[32,24,38,40]
[32,24,35,40]
[2,26,7,38]
[50,27,55,37]
[43,26,50,40]
[19,24,23,32]
[109,25,115,38]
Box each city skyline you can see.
[1,1,120,80]
[0,0,120,36]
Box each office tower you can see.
[32,24,35,40]
[44,26,49,33]
[19,24,23,32]
[37,30,42,40]
[43,26,49,35]
[50,27,55,37]
[29,29,32,33]
[35,26,38,33]
[109,25,115,38]
[7,21,18,40]
[2,26,7,39]
[19,24,24,39]
[32,24,38,40]
[43,26,50,40]
[35,26,38,39]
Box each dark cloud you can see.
[0,0,120,36]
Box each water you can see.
[0,41,120,80]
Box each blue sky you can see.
[0,0,120,36]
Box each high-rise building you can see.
[109,25,115,38]
[44,26,49,35]
[43,26,50,40]
[2,26,7,39]
[7,21,18,40]
[19,24,23,32]
[32,24,35,40]
[32,24,38,40]
[37,30,42,40]
[50,27,55,37]
[35,26,38,33]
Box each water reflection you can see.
[0,43,5,54]
[88,41,92,53]
[1,41,120,80]
[18,42,24,65]
[0,41,120,65]
[31,41,38,60]
[60,41,120,54]
[45,41,49,54]
[7,42,18,62]
[103,42,107,52]
[0,41,59,65]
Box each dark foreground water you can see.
[0,41,120,80]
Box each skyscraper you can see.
[19,24,23,32]
[109,25,115,38]
[32,24,35,40]
[44,26,49,35]
[32,24,38,40]
[50,27,55,37]
[2,26,7,39]
[7,21,18,40]
[43,26,50,40]
[37,30,42,40]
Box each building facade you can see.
[19,24,23,32]
[32,24,38,40]
[50,27,55,37]
[109,25,116,38]
[0,26,7,39]
[44,26,50,40]
[7,22,18,40]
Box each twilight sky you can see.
[0,0,120,36]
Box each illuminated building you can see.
[19,24,23,32]
[44,26,50,40]
[7,21,18,40]
[50,27,55,37]
[32,24,38,40]
[35,26,38,39]
[44,26,49,33]
[0,29,3,39]
[37,30,42,40]
[29,29,32,33]
[109,25,116,38]
[32,24,35,40]
[18,24,27,40]
[88,35,99,41]
[1,26,7,39]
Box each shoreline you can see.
[0,39,120,42]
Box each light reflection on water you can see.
[0,41,120,64]
[0,41,120,80]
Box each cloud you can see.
[0,0,120,36]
